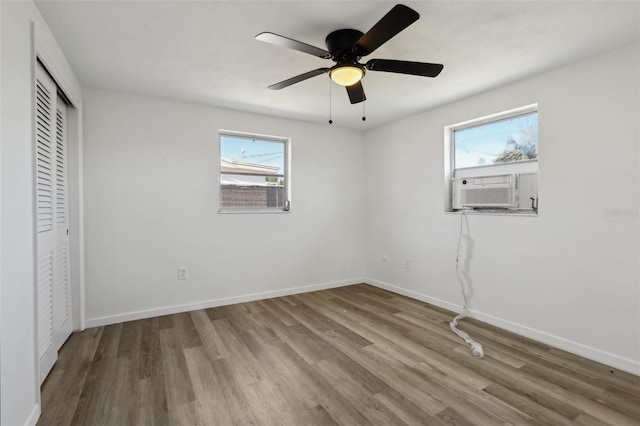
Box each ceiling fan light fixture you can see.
[330,65,364,86]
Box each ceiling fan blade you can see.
[268,68,330,90]
[346,81,366,104]
[256,32,331,59]
[355,4,419,56]
[366,59,443,77]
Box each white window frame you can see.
[218,130,291,214]
[444,104,538,214]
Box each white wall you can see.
[364,43,640,374]
[0,5,37,421]
[1,1,82,425]
[82,89,365,326]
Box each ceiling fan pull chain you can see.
[328,79,333,125]
[362,100,366,122]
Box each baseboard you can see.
[24,403,40,426]
[85,278,362,328]
[365,278,640,376]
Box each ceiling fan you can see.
[256,4,443,105]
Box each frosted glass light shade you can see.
[330,65,364,86]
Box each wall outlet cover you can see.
[178,267,188,280]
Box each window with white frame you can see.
[445,105,539,213]
[219,131,290,213]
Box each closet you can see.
[35,62,73,384]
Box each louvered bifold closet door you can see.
[36,65,57,383]
[52,96,72,352]
[36,63,72,384]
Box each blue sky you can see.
[455,113,538,168]
[220,136,284,172]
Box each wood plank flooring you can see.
[39,284,640,425]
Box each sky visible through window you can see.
[454,112,538,169]
[220,136,284,172]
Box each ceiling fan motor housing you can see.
[325,29,363,64]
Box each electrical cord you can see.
[450,209,484,359]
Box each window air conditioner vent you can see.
[453,173,518,209]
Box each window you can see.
[219,131,290,213]
[445,105,539,213]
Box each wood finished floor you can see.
[39,284,640,426]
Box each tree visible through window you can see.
[454,112,538,169]
[219,132,289,212]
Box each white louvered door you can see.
[36,66,57,382]
[36,63,72,384]
[53,94,72,352]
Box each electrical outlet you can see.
[405,258,411,269]
[178,267,188,280]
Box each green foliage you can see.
[494,140,538,163]
[493,120,538,163]
[265,176,284,186]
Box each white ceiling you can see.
[35,1,639,130]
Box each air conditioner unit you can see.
[453,173,519,209]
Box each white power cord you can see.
[450,209,484,359]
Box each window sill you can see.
[446,209,538,217]
[218,209,291,214]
